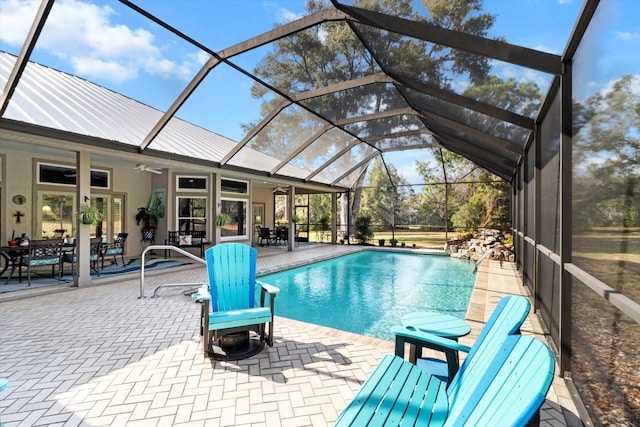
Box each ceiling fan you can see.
[134,163,162,174]
[272,185,290,194]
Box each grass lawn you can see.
[303,230,452,249]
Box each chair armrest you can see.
[392,326,472,358]
[257,281,279,316]
[256,280,280,295]
[191,285,211,301]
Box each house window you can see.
[40,193,75,238]
[177,197,207,232]
[220,198,247,240]
[177,175,207,191]
[38,162,109,188]
[221,178,248,194]
[39,193,111,239]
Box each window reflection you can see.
[571,2,640,424]
[572,74,640,304]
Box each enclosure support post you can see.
[331,193,337,244]
[559,61,573,376]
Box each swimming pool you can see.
[260,250,476,341]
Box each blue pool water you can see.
[260,250,476,341]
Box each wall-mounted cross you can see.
[13,211,24,224]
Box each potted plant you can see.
[78,204,102,225]
[136,207,161,240]
[8,230,19,247]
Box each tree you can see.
[451,172,510,230]
[354,215,374,244]
[415,74,542,231]
[245,0,497,229]
[360,157,410,228]
[416,148,475,229]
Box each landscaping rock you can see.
[446,228,514,262]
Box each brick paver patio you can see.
[0,245,583,426]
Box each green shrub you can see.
[354,215,374,244]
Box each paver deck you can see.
[0,244,583,426]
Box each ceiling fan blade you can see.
[134,163,162,174]
[272,186,289,193]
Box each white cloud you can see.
[615,31,640,40]
[0,0,36,44]
[0,0,201,83]
[70,56,137,82]
[194,50,210,66]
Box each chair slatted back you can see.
[191,230,205,244]
[26,239,63,264]
[205,243,257,312]
[446,296,531,405]
[104,232,127,255]
[191,230,205,238]
[444,335,555,426]
[167,231,179,245]
[113,233,128,248]
[89,237,102,260]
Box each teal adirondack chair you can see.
[193,243,279,360]
[394,295,531,383]
[334,334,555,426]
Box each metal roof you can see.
[0,0,573,188]
[0,51,331,185]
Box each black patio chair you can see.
[101,233,128,269]
[19,238,64,286]
[62,237,103,277]
[258,227,276,246]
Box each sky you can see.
[0,0,638,185]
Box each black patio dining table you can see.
[0,242,74,284]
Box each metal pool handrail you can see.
[139,245,206,298]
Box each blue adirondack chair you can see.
[334,334,555,426]
[394,295,531,383]
[193,243,279,360]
